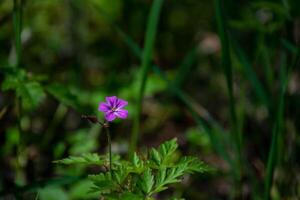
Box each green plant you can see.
[55,138,208,200]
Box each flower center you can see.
[111,107,117,112]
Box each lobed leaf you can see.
[156,138,178,165]
[132,152,141,168]
[2,69,45,109]
[119,192,143,200]
[113,165,130,185]
[89,173,116,194]
[138,168,154,194]
[150,148,161,166]
[151,167,182,195]
[54,153,106,165]
[178,156,209,173]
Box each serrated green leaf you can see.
[157,138,178,165]
[153,167,167,193]
[89,173,117,194]
[138,168,154,194]
[102,194,120,200]
[129,153,145,174]
[165,167,184,184]
[179,156,209,173]
[54,153,106,165]
[150,148,161,165]
[120,192,144,200]
[132,152,140,167]
[151,162,192,195]
[113,165,130,185]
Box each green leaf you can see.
[39,186,68,200]
[102,194,119,200]
[178,156,209,173]
[138,168,154,194]
[89,173,117,194]
[157,138,178,165]
[165,167,184,184]
[120,192,143,200]
[151,167,182,195]
[113,165,129,185]
[69,180,99,199]
[132,152,141,167]
[2,74,20,90]
[20,81,46,109]
[3,127,20,155]
[46,83,80,110]
[54,153,106,165]
[151,156,207,195]
[2,69,45,109]
[153,167,167,193]
[150,148,161,165]
[130,153,145,174]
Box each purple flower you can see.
[98,96,128,122]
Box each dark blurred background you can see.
[0,0,300,199]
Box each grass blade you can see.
[152,66,234,168]
[231,38,270,109]
[130,0,164,156]
[214,0,242,180]
[173,48,197,88]
[257,34,274,91]
[264,52,287,200]
[281,38,299,55]
[264,48,300,200]
[13,0,22,68]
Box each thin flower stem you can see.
[81,116,113,174]
[101,122,112,174]
[97,120,106,127]
[106,127,112,173]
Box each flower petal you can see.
[115,109,128,119]
[98,102,110,112]
[106,96,117,107]
[117,98,128,108]
[105,111,117,121]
